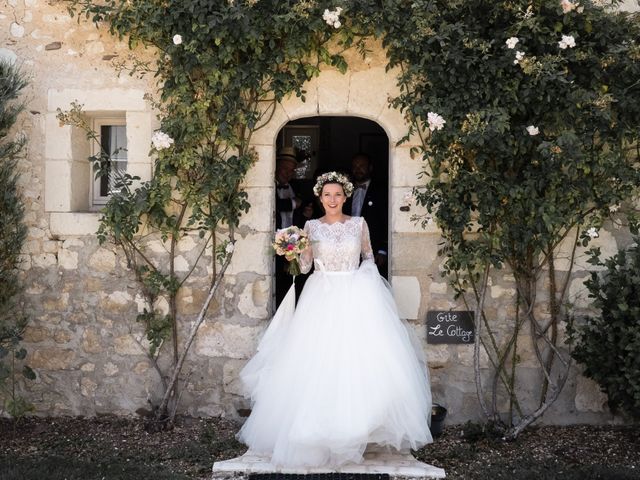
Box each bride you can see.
[236,171,433,467]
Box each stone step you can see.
[212,451,446,479]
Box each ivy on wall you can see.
[64,0,640,434]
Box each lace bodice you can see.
[299,217,375,273]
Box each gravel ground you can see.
[1,416,639,479]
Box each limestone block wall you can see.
[1,1,633,424]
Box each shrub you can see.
[569,240,640,419]
[0,60,35,418]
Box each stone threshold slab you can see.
[212,450,446,479]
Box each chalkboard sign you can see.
[426,311,475,344]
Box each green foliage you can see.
[62,0,364,422]
[569,240,640,419]
[0,60,34,418]
[373,0,640,433]
[380,0,640,277]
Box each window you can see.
[92,118,128,207]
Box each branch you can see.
[473,261,492,420]
[156,231,235,419]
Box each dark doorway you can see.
[274,117,389,309]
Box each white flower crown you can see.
[313,171,354,198]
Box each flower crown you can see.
[313,171,354,198]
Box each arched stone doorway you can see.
[242,64,439,321]
[273,116,390,306]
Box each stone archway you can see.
[240,51,440,321]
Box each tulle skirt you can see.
[236,260,433,468]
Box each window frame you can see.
[90,117,128,209]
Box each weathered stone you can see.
[426,344,450,365]
[457,344,490,368]
[575,375,609,412]
[62,238,84,249]
[80,363,95,372]
[88,248,116,272]
[43,292,69,311]
[391,276,421,320]
[174,255,189,272]
[31,348,75,370]
[237,280,269,319]
[53,329,72,344]
[103,362,119,376]
[429,282,448,295]
[101,291,133,313]
[82,328,103,353]
[42,240,59,253]
[80,377,97,397]
[223,359,248,395]
[195,323,263,359]
[23,326,49,343]
[85,278,103,293]
[490,285,517,299]
[133,362,150,374]
[113,335,146,355]
[32,253,57,268]
[58,249,78,270]
[177,235,197,252]
[10,22,25,38]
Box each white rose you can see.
[559,34,576,49]
[526,125,539,136]
[172,34,183,45]
[586,227,599,239]
[225,242,235,253]
[514,50,525,64]
[151,131,175,150]
[427,112,446,132]
[506,37,519,49]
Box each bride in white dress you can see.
[237,172,433,468]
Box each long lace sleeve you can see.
[299,221,314,274]
[361,218,375,263]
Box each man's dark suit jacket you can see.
[345,181,388,276]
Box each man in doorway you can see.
[346,153,388,278]
[275,147,305,307]
[275,147,302,229]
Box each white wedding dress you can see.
[237,216,433,467]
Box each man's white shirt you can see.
[351,179,371,217]
[277,184,296,228]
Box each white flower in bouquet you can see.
[506,37,519,49]
[427,112,446,132]
[586,227,599,239]
[225,242,235,254]
[151,131,175,150]
[559,35,576,49]
[526,125,539,136]
[323,7,343,28]
[172,34,183,45]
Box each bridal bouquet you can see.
[273,226,309,276]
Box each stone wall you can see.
[1,0,636,424]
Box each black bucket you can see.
[430,403,447,438]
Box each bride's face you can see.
[320,183,347,214]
